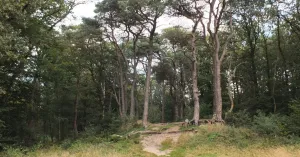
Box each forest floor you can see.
[141,124,183,156]
[2,123,300,157]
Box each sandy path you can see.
[141,126,182,156]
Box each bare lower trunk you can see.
[192,33,200,125]
[130,81,135,118]
[161,82,165,123]
[174,96,179,122]
[74,77,79,138]
[130,63,137,118]
[120,66,126,117]
[173,85,179,122]
[143,53,152,127]
[109,94,112,114]
[58,114,61,141]
[180,64,185,119]
[227,65,234,113]
[124,80,128,114]
[228,88,234,113]
[213,57,223,121]
[180,100,184,119]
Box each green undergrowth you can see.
[0,124,150,157]
[0,132,154,157]
[170,124,300,157]
[2,124,300,157]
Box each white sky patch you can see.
[60,0,97,27]
[61,0,195,32]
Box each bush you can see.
[148,105,161,123]
[252,111,287,136]
[225,110,251,127]
[95,116,122,135]
[287,100,300,135]
[1,147,24,157]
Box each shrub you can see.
[96,116,122,135]
[252,111,287,136]
[287,99,300,136]
[225,110,252,127]
[148,105,161,123]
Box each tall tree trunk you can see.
[161,82,165,123]
[130,62,138,118]
[235,79,240,105]
[180,64,186,119]
[174,86,179,122]
[263,34,272,96]
[120,63,126,117]
[124,80,128,114]
[250,47,258,97]
[109,94,112,114]
[191,32,200,125]
[142,16,157,127]
[212,55,223,121]
[277,15,289,86]
[263,33,277,112]
[143,52,152,127]
[73,77,79,138]
[130,80,136,118]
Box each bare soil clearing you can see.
[141,123,193,156]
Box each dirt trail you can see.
[141,125,182,156]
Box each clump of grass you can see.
[160,138,173,151]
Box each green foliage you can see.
[1,147,24,157]
[225,110,252,127]
[286,100,300,135]
[252,111,288,136]
[207,132,220,141]
[148,105,161,123]
[96,116,122,135]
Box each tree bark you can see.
[142,13,158,127]
[130,71,136,118]
[161,82,165,123]
[120,66,126,117]
[212,55,223,121]
[143,52,152,127]
[180,64,186,119]
[74,77,79,138]
[191,32,200,125]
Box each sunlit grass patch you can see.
[160,138,173,151]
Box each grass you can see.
[1,124,300,157]
[171,124,300,157]
[0,134,155,157]
[160,138,173,151]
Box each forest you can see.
[1,0,300,156]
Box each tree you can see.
[203,0,233,122]
[169,0,203,125]
[124,0,166,127]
